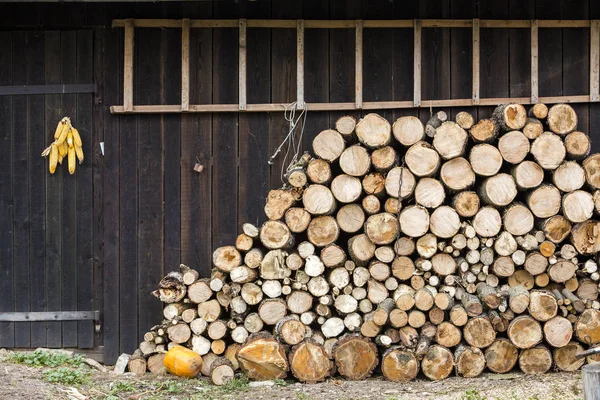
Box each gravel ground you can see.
[0,357,585,400]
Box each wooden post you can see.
[123,19,134,112]
[181,18,190,111]
[414,19,421,107]
[239,19,247,111]
[472,18,480,105]
[531,20,539,104]
[297,20,305,109]
[583,363,600,400]
[591,20,600,102]
[355,20,363,109]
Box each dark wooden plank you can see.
[508,1,533,99]
[12,31,31,348]
[102,28,122,364]
[238,0,271,227]
[329,0,360,127]
[391,0,418,121]
[136,27,164,342]
[180,1,213,278]
[302,0,329,151]
[562,1,589,136]
[45,30,63,349]
[212,3,239,247]
[76,30,95,349]
[27,31,47,348]
[537,0,562,98]
[362,0,393,122]
[0,84,96,96]
[478,0,510,118]
[162,25,181,273]
[0,31,14,348]
[60,30,79,348]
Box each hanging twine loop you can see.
[268,101,308,183]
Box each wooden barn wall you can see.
[0,0,599,363]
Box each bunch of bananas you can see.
[41,117,84,175]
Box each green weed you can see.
[463,389,486,400]
[42,367,89,385]
[9,350,85,368]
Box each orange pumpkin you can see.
[163,345,203,378]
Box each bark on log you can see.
[210,358,235,386]
[425,111,448,138]
[237,334,289,380]
[575,309,600,344]
[288,340,332,383]
[455,345,486,378]
[332,335,378,380]
[381,348,419,382]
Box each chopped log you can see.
[431,253,456,276]
[456,111,475,129]
[541,215,572,244]
[528,291,558,321]
[508,315,543,349]
[416,233,437,258]
[381,348,419,382]
[485,338,518,373]
[415,178,446,208]
[575,309,600,344]
[374,246,395,263]
[285,207,311,233]
[572,220,600,255]
[260,250,288,280]
[479,174,517,207]
[337,204,365,234]
[332,334,378,380]
[287,170,307,188]
[470,118,498,142]
[440,157,476,191]
[453,191,480,217]
[288,340,332,383]
[275,317,307,346]
[306,158,332,184]
[365,212,400,245]
[167,323,191,344]
[307,216,340,247]
[429,206,460,239]
[391,257,415,282]
[527,184,561,218]
[473,207,502,237]
[415,322,437,359]
[244,248,264,269]
[585,154,600,189]
[433,121,468,159]
[335,115,356,137]
[512,161,544,190]
[231,326,249,344]
[362,194,380,215]
[286,291,313,315]
[508,270,534,290]
[477,283,501,309]
[425,111,448,137]
[554,341,585,371]
[498,130,529,164]
[302,184,336,215]
[399,205,430,237]
[543,316,573,347]
[264,189,300,220]
[461,293,483,316]
[470,144,503,177]
[330,174,362,204]
[531,132,566,169]
[355,113,392,148]
[260,221,293,250]
[493,103,527,131]
[522,117,543,139]
[565,131,591,160]
[258,298,287,325]
[230,266,259,284]
[235,234,254,252]
[563,190,594,223]
[449,305,468,327]
[128,351,147,376]
[152,272,186,303]
[181,266,199,285]
[241,282,263,305]
[492,256,515,278]
[320,244,347,268]
[454,345,486,378]
[147,353,167,375]
[339,145,371,177]
[548,260,577,283]
[285,253,304,272]
[547,103,578,134]
[554,161,585,192]
[312,129,345,162]
[392,116,424,146]
[210,358,235,386]
[463,316,495,348]
[371,146,397,172]
[502,204,534,237]
[421,345,454,381]
[578,279,599,301]
[529,103,548,119]
[405,141,440,177]
[207,320,227,340]
[237,334,288,380]
[362,172,386,196]
[435,321,461,348]
[348,234,376,266]
[329,267,350,289]
[524,252,548,276]
[385,166,416,199]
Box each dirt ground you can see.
[0,356,585,400]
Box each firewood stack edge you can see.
[129,103,600,384]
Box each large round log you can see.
[528,290,558,321]
[554,341,585,371]
[237,334,289,380]
[531,132,566,170]
[547,103,578,134]
[463,316,496,348]
[522,117,543,139]
[288,340,332,383]
[381,348,419,382]
[473,207,502,237]
[548,259,577,283]
[362,172,386,196]
[453,191,480,217]
[485,338,518,373]
[405,141,440,177]
[543,316,573,348]
[303,184,336,215]
[503,203,534,236]
[348,234,376,266]
[553,161,586,192]
[498,130,529,164]
[429,206,460,238]
[507,315,543,349]
[392,116,424,146]
[306,158,332,184]
[433,121,468,159]
[337,204,365,233]
[421,345,454,381]
[355,113,392,148]
[541,215,572,244]
[385,166,416,199]
[470,144,503,177]
[260,220,293,249]
[575,309,600,344]
[527,184,561,218]
[415,178,446,208]
[332,335,378,380]
[440,157,475,191]
[584,154,600,189]
[456,111,475,129]
[371,146,397,171]
[399,205,430,237]
[470,118,498,142]
[565,131,591,160]
[479,173,517,207]
[313,129,345,162]
[339,145,371,177]
[365,212,400,245]
[335,115,356,137]
[330,174,362,203]
[493,103,527,131]
[455,345,486,378]
[563,190,594,223]
[529,103,548,119]
[435,321,461,348]
[213,246,242,273]
[512,161,544,190]
[285,207,312,233]
[571,220,600,255]
[307,216,340,247]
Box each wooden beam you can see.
[239,19,247,111]
[591,20,600,102]
[362,20,413,28]
[0,84,96,95]
[421,19,472,28]
[414,19,422,107]
[355,20,363,109]
[110,94,593,114]
[472,18,480,105]
[480,20,531,28]
[297,20,305,109]
[181,18,190,111]
[531,20,539,103]
[305,20,356,28]
[538,20,590,28]
[123,19,134,112]
[0,311,100,322]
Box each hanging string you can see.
[268,101,308,183]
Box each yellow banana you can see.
[67,129,74,148]
[68,146,76,175]
[75,145,84,164]
[56,118,70,145]
[49,143,58,174]
[72,128,82,147]
[59,140,68,158]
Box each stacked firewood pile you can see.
[129,103,600,384]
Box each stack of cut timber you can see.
[130,103,600,383]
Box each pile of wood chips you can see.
[130,103,600,384]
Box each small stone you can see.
[113,353,131,374]
[384,390,399,394]
[249,380,275,388]
[85,357,108,373]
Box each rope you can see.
[268,101,308,183]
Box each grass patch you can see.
[463,389,486,400]
[42,367,90,386]
[9,350,85,368]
